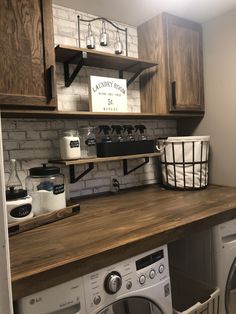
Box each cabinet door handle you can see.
[171,80,176,108]
[47,65,56,102]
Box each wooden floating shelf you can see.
[55,44,158,73]
[55,44,158,87]
[49,152,162,166]
[49,152,162,183]
[0,109,204,120]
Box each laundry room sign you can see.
[89,76,128,112]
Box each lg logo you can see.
[29,297,42,305]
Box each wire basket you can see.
[158,136,210,190]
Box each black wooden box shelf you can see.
[96,140,155,157]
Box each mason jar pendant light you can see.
[100,20,109,46]
[78,16,128,55]
[114,30,123,55]
[86,23,95,49]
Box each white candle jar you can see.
[60,130,81,160]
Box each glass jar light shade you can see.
[114,30,123,54]
[100,20,109,46]
[86,23,95,49]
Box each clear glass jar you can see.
[60,130,81,160]
[79,126,97,158]
[25,164,66,216]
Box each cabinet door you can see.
[0,0,56,108]
[167,14,204,112]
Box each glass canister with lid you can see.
[25,164,66,216]
[79,126,97,158]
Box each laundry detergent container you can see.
[158,136,210,190]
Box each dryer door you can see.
[97,297,163,314]
[225,257,236,314]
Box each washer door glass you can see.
[225,257,236,314]
[97,297,163,314]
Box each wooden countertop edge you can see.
[11,203,236,300]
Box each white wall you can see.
[194,10,236,187]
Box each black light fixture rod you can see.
[80,17,126,32]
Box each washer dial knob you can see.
[93,295,101,305]
[159,264,165,274]
[149,269,156,279]
[139,275,146,285]
[104,271,122,294]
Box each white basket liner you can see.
[160,136,210,188]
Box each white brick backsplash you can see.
[86,178,110,188]
[69,180,85,191]
[4,150,9,161]
[2,117,177,198]
[9,149,56,160]
[20,140,52,149]
[108,161,122,170]
[157,120,169,128]
[53,5,76,21]
[2,132,8,140]
[3,141,18,150]
[48,120,65,130]
[54,35,77,46]
[9,132,26,140]
[21,160,48,170]
[41,131,58,139]
[97,163,108,171]
[17,121,48,130]
[93,170,116,178]
[26,131,41,140]
[2,120,17,131]
[93,186,110,194]
[80,189,93,196]
[64,120,79,130]
[53,4,140,112]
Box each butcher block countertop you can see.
[10,184,236,299]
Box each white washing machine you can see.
[213,218,236,314]
[83,244,172,314]
[16,276,86,314]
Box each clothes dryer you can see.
[83,244,172,314]
[213,218,236,314]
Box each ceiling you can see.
[53,0,236,26]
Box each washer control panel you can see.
[83,244,169,313]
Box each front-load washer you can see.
[83,244,172,314]
[213,218,236,314]
[17,276,86,314]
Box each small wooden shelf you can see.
[8,202,80,236]
[49,152,162,183]
[55,44,158,87]
[0,109,204,120]
[56,44,157,73]
[49,152,162,166]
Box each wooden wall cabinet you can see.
[138,13,204,114]
[0,0,56,108]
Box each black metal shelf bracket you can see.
[123,157,149,175]
[119,69,144,86]
[69,163,94,183]
[64,54,83,87]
